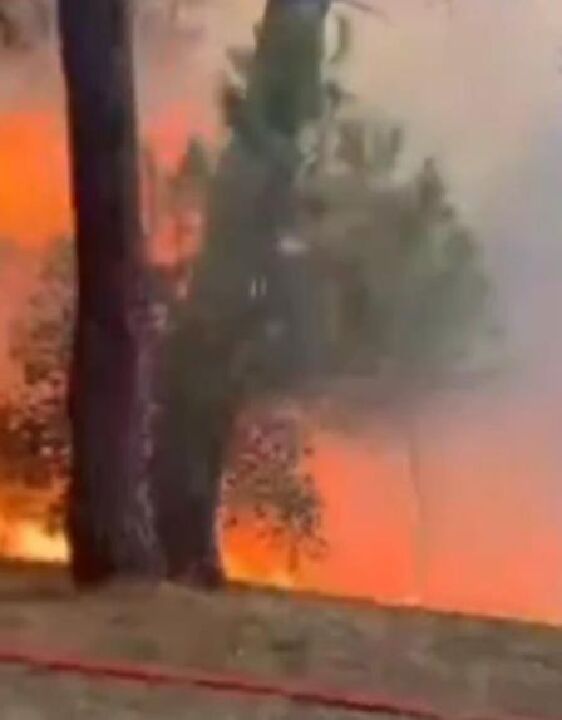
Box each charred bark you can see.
[58,0,164,584]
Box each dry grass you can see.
[0,562,560,718]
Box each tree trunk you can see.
[58,0,164,584]
[152,0,332,588]
[152,302,230,585]
[153,389,229,586]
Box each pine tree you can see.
[149,0,332,585]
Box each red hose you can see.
[0,647,548,720]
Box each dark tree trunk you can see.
[153,390,229,586]
[58,0,164,584]
[152,296,233,586]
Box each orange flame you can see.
[0,111,71,246]
[1,107,562,627]
[0,484,67,564]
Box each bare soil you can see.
[0,562,561,719]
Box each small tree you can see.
[4,239,73,485]
[151,0,333,585]
[222,404,324,575]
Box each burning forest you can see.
[0,0,561,630]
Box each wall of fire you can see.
[1,0,562,626]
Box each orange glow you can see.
[1,518,68,564]
[0,104,219,249]
[0,111,71,246]
[142,102,219,171]
[3,407,562,627]
[0,484,67,564]
[223,536,296,591]
[1,102,561,627]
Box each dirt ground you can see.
[0,563,561,719]
[0,667,397,720]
